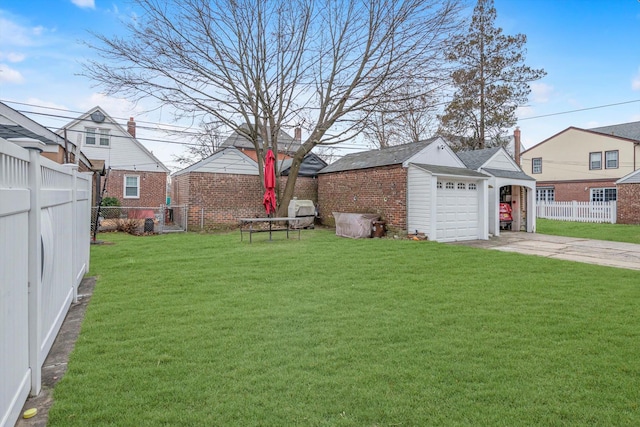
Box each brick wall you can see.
[104,169,167,208]
[317,165,407,232]
[537,180,618,202]
[172,172,318,230]
[617,183,640,224]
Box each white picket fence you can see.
[536,201,617,224]
[0,139,91,427]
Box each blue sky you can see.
[1,0,640,170]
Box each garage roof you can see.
[482,168,535,181]
[319,138,439,174]
[456,147,501,170]
[411,163,489,178]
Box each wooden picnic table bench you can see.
[238,217,303,243]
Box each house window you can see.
[445,182,455,189]
[124,175,140,198]
[457,183,466,190]
[589,152,602,170]
[536,187,555,203]
[469,183,477,190]
[85,127,110,146]
[99,129,110,146]
[532,158,542,174]
[85,128,96,145]
[605,150,618,169]
[590,187,616,202]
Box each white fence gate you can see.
[536,201,617,223]
[1,139,91,427]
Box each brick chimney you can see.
[127,117,136,138]
[514,127,521,166]
[294,127,302,142]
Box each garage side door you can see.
[436,180,480,242]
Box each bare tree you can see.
[84,0,463,215]
[172,120,224,165]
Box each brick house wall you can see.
[103,169,167,208]
[537,180,618,202]
[617,183,640,224]
[171,172,318,231]
[317,165,407,232]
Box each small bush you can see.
[101,197,121,219]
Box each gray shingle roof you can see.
[0,124,57,145]
[482,168,535,181]
[456,147,501,170]
[411,163,489,178]
[617,169,640,184]
[220,123,301,154]
[318,138,438,174]
[589,121,640,142]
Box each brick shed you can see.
[616,169,640,224]
[171,147,322,230]
[318,138,491,242]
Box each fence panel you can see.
[92,205,187,234]
[536,201,616,223]
[0,140,92,427]
[0,140,31,427]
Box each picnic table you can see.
[238,217,302,243]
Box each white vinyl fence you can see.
[536,201,617,224]
[1,139,91,427]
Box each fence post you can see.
[64,164,79,303]
[611,201,617,224]
[26,147,43,396]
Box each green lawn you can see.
[50,230,640,426]
[537,218,640,244]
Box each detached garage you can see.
[408,164,489,242]
[318,138,490,242]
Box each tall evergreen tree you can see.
[439,0,545,150]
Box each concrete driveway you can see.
[452,232,640,271]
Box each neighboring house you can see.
[521,121,640,203]
[61,107,170,208]
[0,101,94,171]
[0,102,105,205]
[171,147,325,230]
[318,137,494,242]
[218,123,303,162]
[616,169,640,224]
[457,144,536,235]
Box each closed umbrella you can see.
[262,148,276,216]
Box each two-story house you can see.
[61,107,170,208]
[521,121,640,203]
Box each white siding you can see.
[407,166,432,235]
[66,115,167,173]
[484,150,519,171]
[194,150,258,175]
[405,139,466,168]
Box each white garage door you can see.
[436,180,480,242]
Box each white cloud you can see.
[530,82,553,103]
[632,67,640,91]
[71,0,96,9]
[0,64,25,84]
[79,93,141,118]
[0,52,26,62]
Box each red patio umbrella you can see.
[262,148,276,216]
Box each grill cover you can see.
[288,199,315,228]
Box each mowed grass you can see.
[50,230,640,426]
[537,218,640,244]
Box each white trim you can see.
[123,174,140,199]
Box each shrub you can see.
[101,197,121,219]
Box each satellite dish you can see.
[90,111,105,123]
